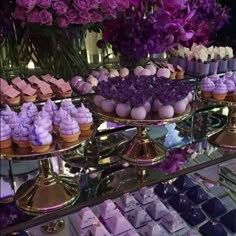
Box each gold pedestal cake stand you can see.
[0,135,91,215]
[92,107,192,166]
[201,96,236,150]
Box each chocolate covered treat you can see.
[199,222,227,236]
[98,199,120,220]
[116,193,139,213]
[181,207,206,226]
[183,230,201,236]
[139,222,168,236]
[154,183,177,199]
[146,200,169,220]
[173,175,195,191]
[168,193,192,213]
[160,211,186,233]
[105,213,133,235]
[77,207,98,229]
[202,197,227,218]
[134,187,157,205]
[220,209,236,233]
[121,230,140,236]
[186,186,208,204]
[127,207,152,228]
[86,223,111,236]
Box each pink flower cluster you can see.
[14,0,135,27]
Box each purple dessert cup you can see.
[228,57,236,71]
[209,60,219,74]
[218,59,228,73]
[169,56,179,67]
[178,58,187,70]
[199,62,210,76]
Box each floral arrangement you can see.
[14,0,138,28]
[99,0,230,61]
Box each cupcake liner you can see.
[178,58,187,70]
[209,61,219,74]
[187,60,195,74]
[218,59,228,73]
[169,56,179,67]
[199,63,210,76]
[228,57,236,71]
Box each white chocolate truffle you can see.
[87,75,98,86]
[94,95,105,107]
[131,106,147,120]
[101,99,116,113]
[134,66,144,76]
[143,101,151,113]
[109,69,119,78]
[152,99,163,112]
[140,69,152,76]
[173,100,186,115]
[116,103,131,118]
[119,67,129,77]
[187,92,193,102]
[157,68,171,78]
[145,64,157,75]
[158,105,174,119]
[99,68,109,75]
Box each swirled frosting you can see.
[0,105,14,122]
[21,102,38,118]
[8,112,20,130]
[34,116,53,132]
[59,115,80,135]
[42,99,58,116]
[224,79,235,92]
[37,108,52,120]
[61,99,77,116]
[213,80,228,94]
[18,111,34,124]
[12,124,31,141]
[200,77,215,92]
[73,103,93,124]
[53,107,68,126]
[0,122,11,141]
[30,125,52,145]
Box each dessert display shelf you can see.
[92,106,193,166]
[200,94,236,150]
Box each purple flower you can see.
[52,1,68,16]
[39,10,52,25]
[117,0,130,9]
[73,0,90,11]
[57,16,69,28]
[67,9,78,23]
[27,9,40,23]
[106,0,118,9]
[17,0,37,11]
[89,10,103,23]
[14,6,26,21]
[37,0,51,9]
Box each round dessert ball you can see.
[143,101,151,113]
[187,92,193,102]
[71,76,83,88]
[87,75,98,86]
[94,95,105,107]
[99,68,109,75]
[134,66,144,76]
[109,69,119,78]
[101,99,116,113]
[158,105,174,119]
[119,67,129,77]
[140,69,152,76]
[145,64,157,75]
[157,68,171,78]
[131,106,147,120]
[173,99,187,115]
[116,103,131,118]
[152,99,163,112]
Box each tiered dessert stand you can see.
[201,96,236,150]
[92,106,193,166]
[0,135,92,215]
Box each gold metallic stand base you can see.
[15,159,80,214]
[118,127,166,166]
[41,220,65,234]
[208,107,236,150]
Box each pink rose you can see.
[67,9,78,23]
[73,0,89,11]
[106,0,117,9]
[39,10,52,25]
[80,11,91,23]
[14,6,26,21]
[37,0,51,9]
[17,0,37,11]
[27,9,40,23]
[57,16,69,28]
[117,0,130,9]
[52,1,68,16]
[89,10,103,23]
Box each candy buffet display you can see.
[169,44,236,76]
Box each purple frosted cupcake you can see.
[213,80,228,100]
[200,77,215,98]
[12,123,31,148]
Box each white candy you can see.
[131,106,146,120]
[158,105,174,119]
[140,69,152,76]
[94,95,105,107]
[101,99,116,113]
[173,100,187,114]
[152,99,163,112]
[157,68,171,78]
[134,66,144,76]
[143,101,151,113]
[116,103,131,118]
[119,67,129,77]
[87,75,98,86]
[145,64,157,75]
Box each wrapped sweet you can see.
[220,209,236,233]
[186,186,208,204]
[168,193,192,213]
[181,207,206,226]
[172,175,195,191]
[199,222,227,236]
[154,183,176,199]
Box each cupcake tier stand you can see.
[92,107,192,166]
[201,96,236,150]
[0,135,92,215]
